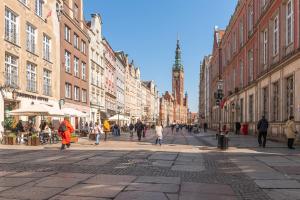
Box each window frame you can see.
[65,51,71,73]
[273,15,279,56]
[65,83,72,99]
[5,8,18,44]
[43,68,51,96]
[43,34,51,61]
[26,62,37,93]
[286,0,294,46]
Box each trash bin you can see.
[242,123,248,135]
[218,134,228,150]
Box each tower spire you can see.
[173,38,183,71]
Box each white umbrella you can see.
[109,114,130,121]
[9,104,50,116]
[61,107,88,117]
[9,103,64,117]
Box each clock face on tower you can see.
[173,71,179,78]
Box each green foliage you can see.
[4,117,14,130]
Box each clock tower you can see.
[172,39,184,105]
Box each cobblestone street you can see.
[0,129,300,200]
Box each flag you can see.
[220,98,227,109]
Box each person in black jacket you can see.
[135,120,144,141]
[235,122,241,135]
[257,116,269,148]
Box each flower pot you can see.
[27,137,40,146]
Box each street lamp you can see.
[215,79,223,138]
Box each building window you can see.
[26,62,37,92]
[65,83,72,99]
[286,76,294,120]
[261,0,267,9]
[233,67,236,89]
[74,3,79,20]
[263,29,268,67]
[233,32,237,53]
[240,98,244,122]
[249,94,254,122]
[272,81,279,121]
[73,33,79,49]
[43,34,51,61]
[248,50,254,82]
[81,40,86,54]
[273,15,279,56]
[35,0,43,17]
[248,4,254,35]
[65,51,71,73]
[286,0,294,45]
[74,57,79,77]
[262,87,269,118]
[82,89,87,103]
[82,62,86,80]
[74,86,80,101]
[5,8,18,44]
[43,69,51,96]
[64,25,71,42]
[240,60,243,87]
[239,20,244,47]
[19,0,27,5]
[5,53,18,88]
[26,23,36,53]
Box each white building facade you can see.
[87,14,105,123]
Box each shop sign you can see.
[16,92,48,102]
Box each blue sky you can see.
[83,0,237,112]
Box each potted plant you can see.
[70,133,78,143]
[28,134,40,146]
[4,133,17,145]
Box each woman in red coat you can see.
[58,117,74,150]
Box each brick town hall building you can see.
[160,39,188,126]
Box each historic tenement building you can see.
[59,0,90,128]
[87,13,105,123]
[198,55,212,126]
[0,0,61,132]
[160,40,188,125]
[205,0,300,139]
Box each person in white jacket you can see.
[285,116,298,149]
[155,122,163,145]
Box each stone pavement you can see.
[0,128,299,199]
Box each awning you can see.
[61,107,89,117]
[9,103,64,116]
[109,114,130,122]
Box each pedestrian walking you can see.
[58,116,74,150]
[129,123,134,137]
[285,116,298,149]
[89,121,94,134]
[257,116,269,148]
[175,124,179,133]
[235,122,241,135]
[155,122,163,145]
[143,124,147,138]
[103,119,110,141]
[135,119,144,141]
[203,122,208,132]
[171,123,175,134]
[94,122,103,145]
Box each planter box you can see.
[70,137,78,143]
[4,136,16,145]
[27,137,40,146]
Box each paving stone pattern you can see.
[0,129,299,199]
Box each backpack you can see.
[58,122,67,132]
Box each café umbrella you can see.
[9,103,64,116]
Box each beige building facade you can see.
[0,0,61,132]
